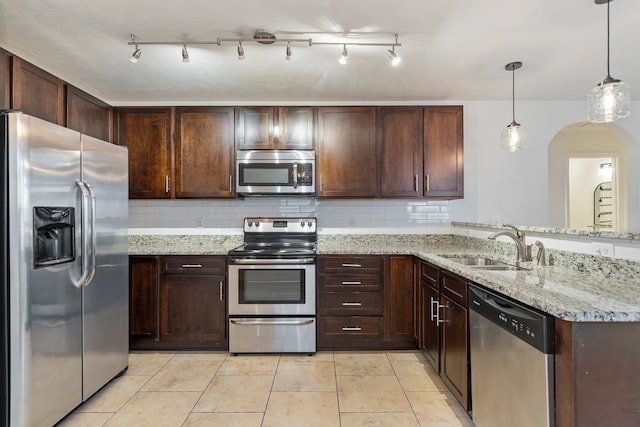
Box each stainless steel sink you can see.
[439,255,527,271]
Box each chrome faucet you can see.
[488,224,531,262]
[534,240,546,266]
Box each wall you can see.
[450,100,640,230]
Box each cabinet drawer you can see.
[318,292,384,316]
[160,256,226,275]
[441,271,467,306]
[421,262,439,288]
[318,316,384,339]
[317,275,383,292]
[318,256,383,274]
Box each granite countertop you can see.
[129,232,640,322]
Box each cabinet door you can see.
[66,85,113,142]
[379,107,423,198]
[12,57,65,125]
[421,281,440,372]
[114,108,172,199]
[175,107,235,198]
[159,273,226,346]
[317,107,377,197]
[386,256,414,342]
[278,107,314,149]
[129,256,159,347]
[0,49,10,110]
[236,107,275,149]
[423,106,464,199]
[440,294,469,410]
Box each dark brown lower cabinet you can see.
[421,280,440,371]
[440,294,469,410]
[129,256,159,344]
[129,255,227,350]
[316,255,415,350]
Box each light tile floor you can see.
[58,350,474,427]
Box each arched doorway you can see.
[548,122,637,232]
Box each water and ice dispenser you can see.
[33,207,75,268]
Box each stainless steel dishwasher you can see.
[469,283,555,427]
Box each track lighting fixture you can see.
[588,0,630,123]
[501,61,526,152]
[285,42,292,61]
[339,45,348,65]
[127,31,400,65]
[181,44,189,63]
[129,34,141,63]
[237,41,245,60]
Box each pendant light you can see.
[502,61,526,152]
[587,0,630,123]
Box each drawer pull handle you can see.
[342,263,362,268]
[341,302,363,306]
[341,281,362,285]
[181,264,203,268]
[341,326,362,331]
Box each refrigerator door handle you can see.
[74,179,91,288]
[83,181,97,286]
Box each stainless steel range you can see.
[228,217,317,354]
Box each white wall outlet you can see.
[592,242,614,257]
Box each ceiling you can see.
[1,0,638,105]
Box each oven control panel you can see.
[243,217,317,233]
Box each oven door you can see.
[228,262,316,316]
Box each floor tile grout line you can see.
[180,353,228,426]
[258,354,281,426]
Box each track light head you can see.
[129,34,141,63]
[181,44,190,63]
[286,42,292,61]
[339,45,348,65]
[237,41,245,60]
[130,46,141,63]
[387,48,401,66]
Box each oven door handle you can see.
[230,319,315,326]
[229,257,315,265]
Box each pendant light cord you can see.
[512,68,516,123]
[606,0,611,78]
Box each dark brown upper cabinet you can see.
[379,107,424,198]
[12,57,65,126]
[236,106,314,150]
[0,49,10,110]
[175,107,235,198]
[423,106,464,199]
[66,85,113,143]
[114,107,173,199]
[317,106,377,198]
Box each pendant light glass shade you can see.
[502,121,527,152]
[502,61,526,152]
[588,77,631,123]
[588,0,630,123]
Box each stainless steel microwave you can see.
[236,150,315,196]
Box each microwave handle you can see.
[292,163,298,188]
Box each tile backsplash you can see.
[129,198,453,232]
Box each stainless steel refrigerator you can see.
[0,112,129,427]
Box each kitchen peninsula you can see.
[130,227,640,427]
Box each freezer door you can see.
[80,134,129,400]
[6,113,83,427]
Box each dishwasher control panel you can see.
[469,284,554,354]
